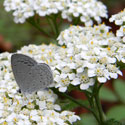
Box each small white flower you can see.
[88,64,109,83]
[30,110,40,122]
[106,64,123,79]
[6,113,17,122]
[116,26,125,37]
[54,74,70,92]
[4,0,107,24]
[109,9,125,25]
[61,111,80,124]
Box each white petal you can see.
[0,110,3,117]
[60,74,67,79]
[123,36,125,43]
[68,73,75,80]
[98,77,107,83]
[122,58,125,63]
[71,78,80,85]
[54,75,60,82]
[73,12,79,17]
[77,68,84,73]
[59,87,67,92]
[109,73,118,79]
[6,113,16,122]
[30,110,38,116]
[0,103,4,110]
[115,20,123,25]
[68,63,76,69]
[88,69,96,77]
[87,63,97,69]
[38,101,46,110]
[117,70,123,76]
[89,78,95,85]
[54,104,61,111]
[80,84,89,90]
[94,47,100,55]
[108,57,116,63]
[17,120,24,125]
[31,115,40,121]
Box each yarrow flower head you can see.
[0,51,80,124]
[57,24,124,90]
[3,0,68,23]
[61,0,108,26]
[3,0,108,25]
[16,25,123,93]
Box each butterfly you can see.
[11,54,53,94]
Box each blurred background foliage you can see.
[0,0,125,52]
[0,0,54,51]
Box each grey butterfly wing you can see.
[11,54,37,91]
[23,63,53,93]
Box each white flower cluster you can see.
[61,0,108,26]
[58,24,124,87]
[3,0,107,25]
[109,8,125,25]
[17,25,124,93]
[110,9,125,46]
[18,44,95,92]
[4,0,67,23]
[0,52,80,124]
[116,26,125,43]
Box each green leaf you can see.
[74,114,97,125]
[107,105,125,121]
[114,79,125,103]
[59,99,89,110]
[117,61,125,70]
[104,119,122,125]
[99,86,118,102]
[60,99,78,110]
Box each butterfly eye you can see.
[17,89,21,93]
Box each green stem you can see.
[97,84,104,92]
[27,18,53,38]
[94,93,104,124]
[94,83,105,124]
[85,92,94,110]
[72,17,80,25]
[46,16,57,38]
[52,15,59,37]
[51,88,100,123]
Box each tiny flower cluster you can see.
[18,44,95,92]
[109,8,125,25]
[116,25,125,43]
[3,0,107,25]
[109,9,125,58]
[61,0,108,26]
[0,52,80,124]
[17,26,124,93]
[58,24,124,89]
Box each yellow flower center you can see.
[13,118,17,122]
[3,122,7,125]
[62,46,66,48]
[107,47,111,51]
[90,41,94,45]
[107,32,109,36]
[70,56,73,60]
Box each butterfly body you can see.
[11,54,53,94]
